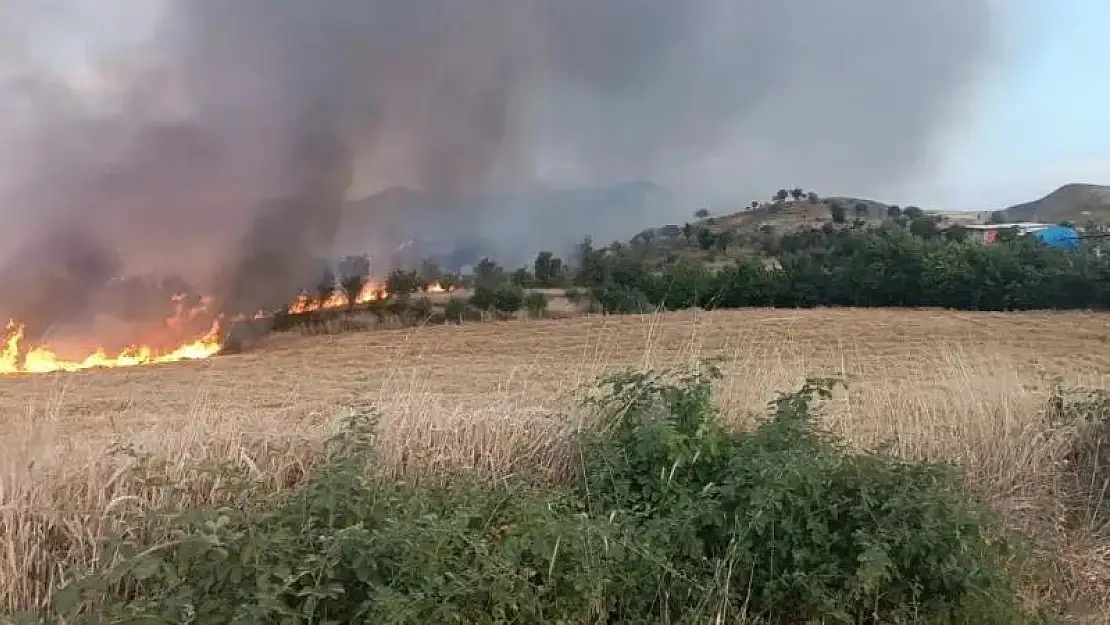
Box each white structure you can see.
[961,222,1053,244]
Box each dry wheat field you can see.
[2,307,1110,618]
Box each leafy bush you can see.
[492,285,524,314]
[523,291,549,317]
[468,285,496,311]
[45,372,1027,624]
[408,296,433,321]
[384,269,422,297]
[578,367,1025,623]
[443,297,468,324]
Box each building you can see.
[961,222,1053,244]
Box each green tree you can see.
[524,291,550,318]
[469,285,497,311]
[533,251,565,287]
[886,204,902,218]
[909,217,941,239]
[943,224,969,242]
[696,227,716,251]
[385,268,421,298]
[473,257,504,288]
[715,230,735,252]
[774,188,790,202]
[494,285,524,313]
[903,206,925,219]
[510,267,533,287]
[444,297,467,323]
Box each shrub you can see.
[46,372,1027,624]
[385,295,410,323]
[468,285,496,311]
[492,285,524,314]
[523,291,549,317]
[588,284,653,314]
[408,296,433,321]
[443,297,468,324]
[578,367,1025,623]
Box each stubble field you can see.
[2,307,1110,618]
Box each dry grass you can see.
[2,308,1109,619]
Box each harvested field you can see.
[2,307,1110,618]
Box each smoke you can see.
[0,0,994,332]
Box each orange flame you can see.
[0,277,451,376]
[285,278,393,314]
[0,319,222,375]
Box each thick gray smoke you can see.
[0,0,994,337]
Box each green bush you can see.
[443,297,468,324]
[492,285,524,314]
[45,372,1028,624]
[523,291,549,317]
[408,296,434,321]
[468,285,496,311]
[577,367,1025,623]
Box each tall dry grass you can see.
[0,310,1108,619]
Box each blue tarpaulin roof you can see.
[1032,225,1080,251]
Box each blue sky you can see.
[916,1,1110,209]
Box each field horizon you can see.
[3,308,1110,620]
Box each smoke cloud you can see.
[0,0,994,335]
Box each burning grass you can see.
[1,309,1109,620]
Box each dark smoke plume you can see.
[0,0,994,334]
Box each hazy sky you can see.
[906,0,1110,210]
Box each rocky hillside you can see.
[998,183,1110,224]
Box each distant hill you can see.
[329,180,1110,272]
[334,181,675,269]
[998,183,1110,225]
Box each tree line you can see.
[571,223,1109,312]
[464,219,1107,313]
[287,217,1110,330]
